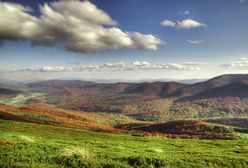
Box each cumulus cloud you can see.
[13,61,207,73]
[0,2,40,41]
[187,40,204,44]
[0,0,163,53]
[161,19,206,29]
[176,19,206,29]
[220,57,248,69]
[128,32,164,50]
[161,20,176,27]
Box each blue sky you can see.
[0,0,248,81]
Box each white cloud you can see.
[0,2,40,41]
[182,62,207,66]
[187,40,204,44]
[240,0,246,3]
[13,61,207,73]
[161,20,176,27]
[179,10,190,15]
[40,66,73,72]
[153,63,200,71]
[183,10,190,15]
[128,32,164,50]
[177,19,206,29]
[220,57,248,69]
[77,61,203,72]
[161,19,206,29]
[132,61,151,66]
[0,1,163,53]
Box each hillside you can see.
[0,104,137,133]
[1,104,244,139]
[1,74,247,121]
[123,82,187,96]
[0,76,248,167]
[1,120,247,168]
[116,120,238,139]
[168,74,248,98]
[26,80,96,93]
[178,81,248,101]
[26,80,187,96]
[25,74,248,99]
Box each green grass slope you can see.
[0,119,248,168]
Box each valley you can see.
[0,74,248,167]
[5,74,248,121]
[1,0,247,167]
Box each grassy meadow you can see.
[0,119,247,168]
[0,92,248,167]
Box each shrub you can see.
[124,156,166,168]
[54,154,93,168]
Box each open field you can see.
[0,119,248,168]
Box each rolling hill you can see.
[123,82,187,96]
[116,120,238,139]
[178,81,248,101]
[1,74,247,121]
[168,74,248,98]
[25,74,248,99]
[26,80,97,93]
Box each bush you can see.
[54,154,93,168]
[124,156,166,168]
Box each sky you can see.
[0,0,248,82]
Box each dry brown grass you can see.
[0,104,238,139]
[0,104,117,132]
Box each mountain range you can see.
[24,74,248,101]
[1,74,248,121]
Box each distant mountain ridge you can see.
[26,80,97,92]
[179,81,248,101]
[1,74,248,120]
[123,82,187,96]
[25,74,248,100]
[172,74,248,101]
